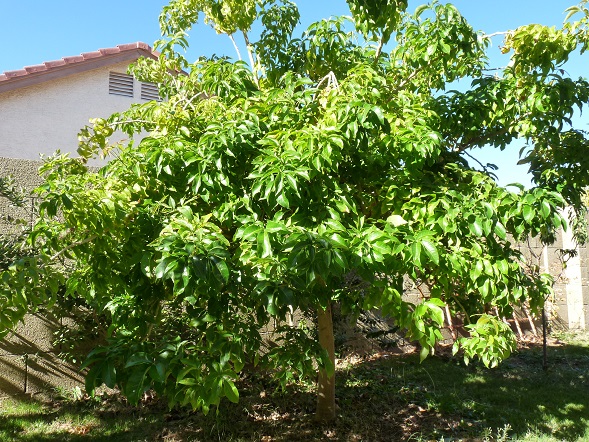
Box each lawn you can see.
[0,332,587,441]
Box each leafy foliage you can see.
[0,176,26,208]
[453,314,519,368]
[1,0,589,420]
[0,176,27,271]
[346,0,408,46]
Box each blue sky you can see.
[0,0,586,186]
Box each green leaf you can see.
[415,4,429,18]
[387,214,407,227]
[494,222,507,241]
[154,258,171,279]
[61,194,73,209]
[565,5,582,22]
[223,379,239,403]
[419,345,430,363]
[276,192,290,208]
[124,366,149,405]
[425,302,444,327]
[177,206,194,220]
[522,205,534,223]
[266,220,284,233]
[103,361,117,388]
[257,231,272,258]
[325,218,345,232]
[85,365,101,397]
[241,225,262,241]
[372,106,385,124]
[267,294,279,315]
[540,200,551,218]
[125,353,150,368]
[469,219,483,237]
[329,232,348,248]
[213,258,230,283]
[410,241,422,266]
[420,239,439,265]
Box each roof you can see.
[0,42,159,94]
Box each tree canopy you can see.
[2,0,589,421]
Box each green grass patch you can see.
[0,332,588,441]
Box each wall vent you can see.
[141,82,161,101]
[109,72,134,97]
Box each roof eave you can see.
[0,47,157,95]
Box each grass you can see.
[0,331,588,441]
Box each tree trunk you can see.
[315,301,336,421]
[542,306,548,371]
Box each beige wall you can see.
[0,61,143,165]
[0,313,86,397]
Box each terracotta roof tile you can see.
[81,51,102,60]
[62,55,85,63]
[99,47,121,56]
[24,64,47,74]
[118,42,151,51]
[0,42,158,90]
[4,70,28,78]
[43,59,67,68]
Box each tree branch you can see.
[50,235,98,262]
[374,36,385,62]
[229,34,243,61]
[453,109,534,154]
[482,31,511,39]
[462,150,496,175]
[453,126,511,153]
[242,31,259,87]
[395,68,420,91]
[316,71,339,90]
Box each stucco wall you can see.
[0,61,143,165]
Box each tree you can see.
[2,0,589,421]
[0,176,29,270]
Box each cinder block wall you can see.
[515,219,589,330]
[556,218,589,329]
[0,157,88,396]
[0,313,86,396]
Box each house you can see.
[0,42,159,171]
[0,42,160,396]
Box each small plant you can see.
[483,424,512,442]
[50,385,85,402]
[453,315,518,368]
[71,386,85,401]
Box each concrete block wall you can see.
[0,313,85,397]
[1,157,87,396]
[0,157,44,192]
[515,214,589,330]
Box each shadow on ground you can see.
[0,340,587,441]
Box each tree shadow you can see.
[0,340,587,441]
[0,392,174,442]
[199,341,589,441]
